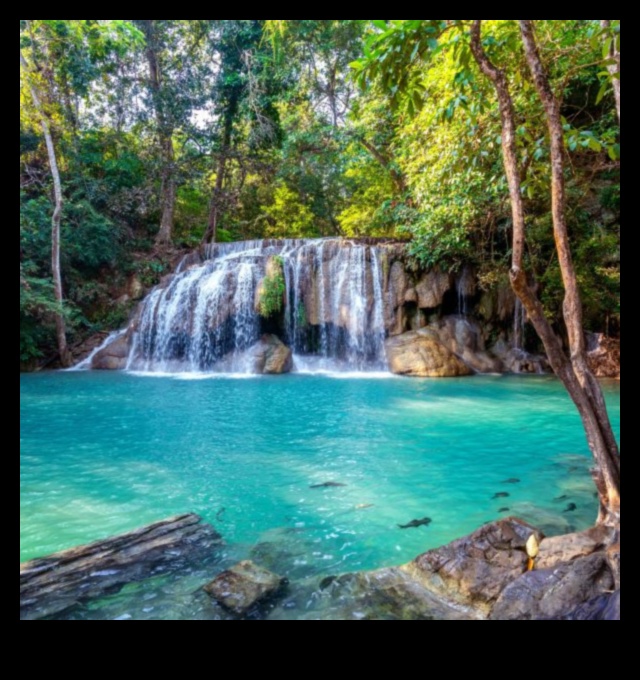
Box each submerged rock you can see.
[319,568,475,620]
[385,329,472,377]
[249,334,293,374]
[203,560,286,615]
[91,332,130,370]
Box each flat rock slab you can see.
[20,513,222,620]
[204,560,286,615]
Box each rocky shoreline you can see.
[20,514,620,621]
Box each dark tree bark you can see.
[20,48,70,367]
[139,20,175,247]
[469,20,620,526]
[600,20,620,122]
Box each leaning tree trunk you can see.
[600,20,620,123]
[20,49,70,367]
[469,21,619,526]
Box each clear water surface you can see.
[20,372,620,619]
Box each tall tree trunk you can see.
[600,20,620,123]
[20,49,70,367]
[469,21,620,526]
[203,91,239,244]
[156,133,176,245]
[139,20,175,247]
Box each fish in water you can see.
[554,494,569,502]
[492,492,510,499]
[563,502,577,513]
[501,478,521,484]
[309,481,346,489]
[355,503,374,510]
[498,507,510,513]
[215,507,225,522]
[398,517,432,529]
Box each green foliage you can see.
[258,256,286,317]
[261,182,318,237]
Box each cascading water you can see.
[126,239,388,373]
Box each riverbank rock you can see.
[91,332,130,370]
[203,560,286,615]
[385,329,473,377]
[250,334,293,374]
[586,332,620,379]
[402,518,543,615]
[489,552,614,620]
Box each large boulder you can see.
[203,560,286,615]
[489,552,614,620]
[91,333,130,370]
[428,316,503,373]
[385,329,473,377]
[402,518,543,615]
[250,334,293,374]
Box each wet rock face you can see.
[385,329,473,377]
[91,332,130,370]
[586,332,620,379]
[403,518,544,615]
[203,560,286,615]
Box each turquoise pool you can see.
[20,372,620,619]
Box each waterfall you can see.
[126,239,388,373]
[68,330,126,371]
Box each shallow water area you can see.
[20,371,620,620]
